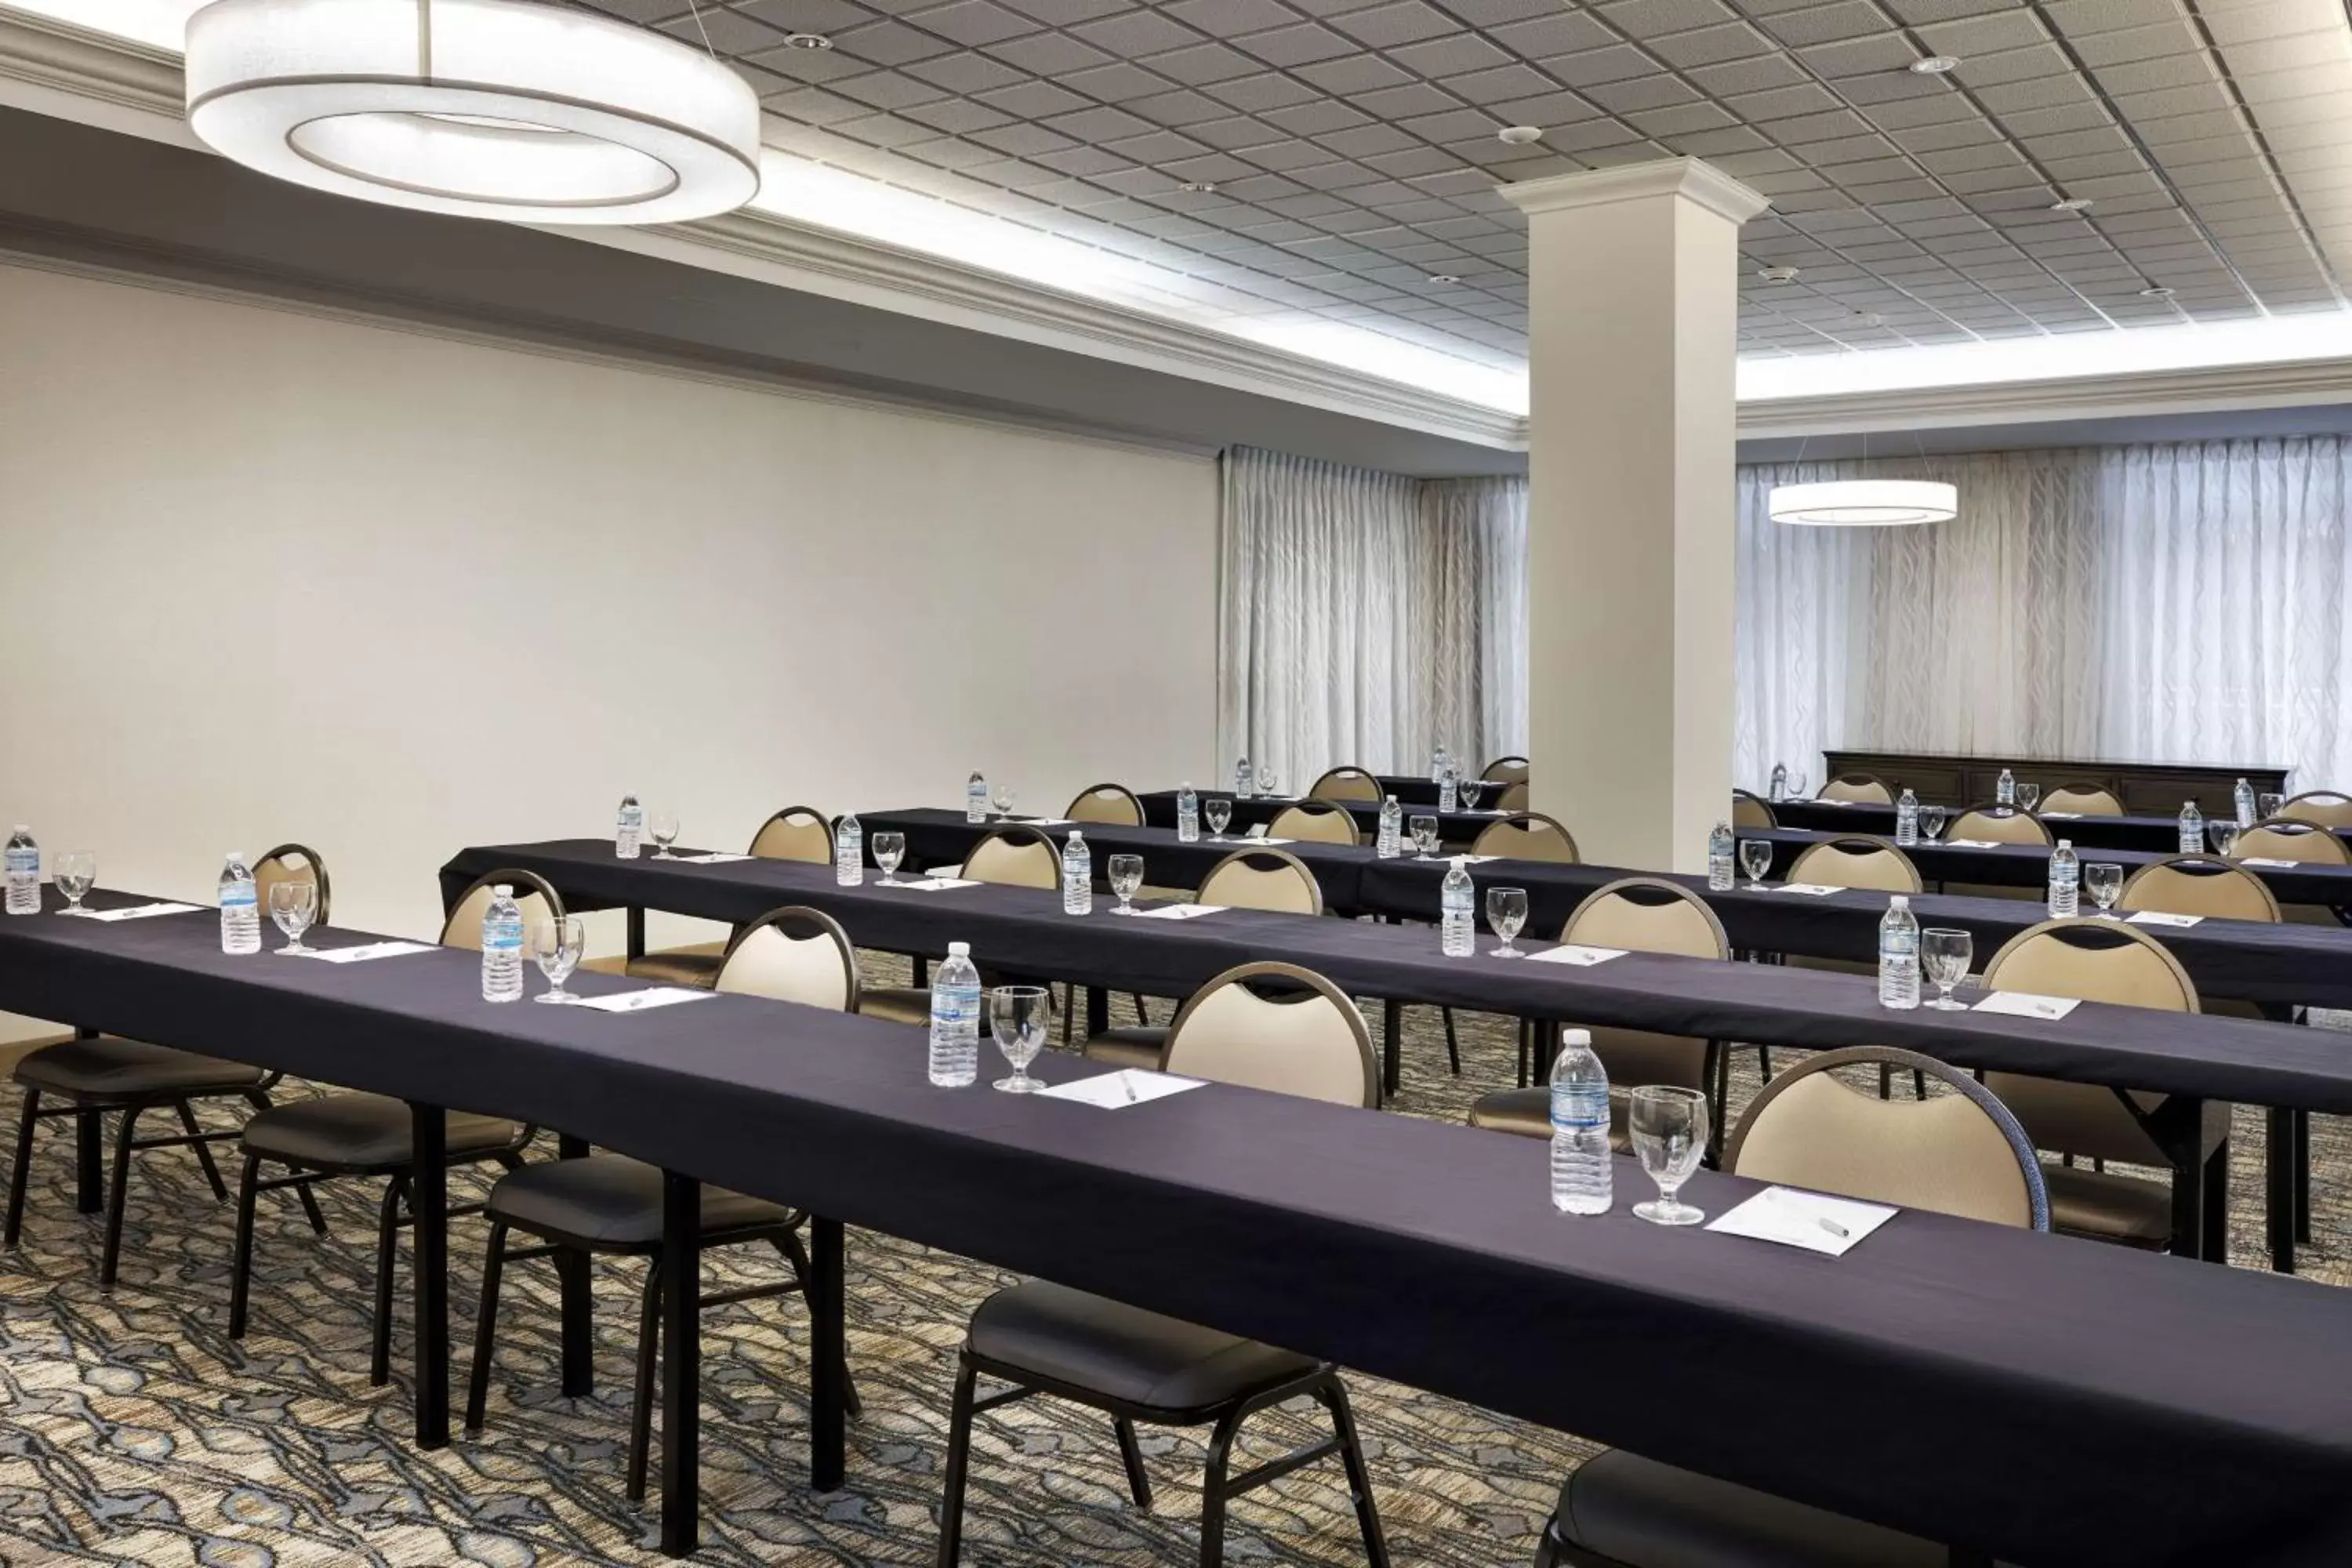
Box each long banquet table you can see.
[8,885,2352,1566]
[1135,788,1505,844]
[1772,797,2352,857]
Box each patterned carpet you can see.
[0,956,2344,1567]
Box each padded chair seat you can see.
[242,1093,520,1171]
[1467,1087,1630,1151]
[1551,1450,1976,1568]
[625,944,726,987]
[969,1280,1319,1416]
[485,1154,794,1250]
[2042,1161,2172,1249]
[1082,1026,1167,1069]
[859,986,931,1026]
[15,1036,267,1099]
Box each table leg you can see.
[2201,1134,2229,1265]
[557,1132,593,1397]
[1381,1000,1400,1099]
[660,1171,700,1558]
[74,1110,103,1214]
[1085,985,1108,1040]
[409,1102,449,1448]
[809,1214,846,1493]
[2163,1101,2207,1263]
[2266,1106,2296,1273]
[627,907,646,963]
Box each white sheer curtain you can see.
[1218,446,1528,786]
[1737,437,2352,792]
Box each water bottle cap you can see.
[2058,838,2072,849]
[948,941,970,956]
[1562,1027,1591,1045]
[493,884,512,896]
[1889,893,1909,907]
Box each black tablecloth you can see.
[1749,826,2352,909]
[444,841,2352,1115]
[1773,798,2352,857]
[1135,789,1505,843]
[8,887,2352,1566]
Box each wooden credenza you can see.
[1822,748,2292,815]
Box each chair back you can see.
[1470,811,1579,863]
[960,827,1060,890]
[1949,805,2051,846]
[1309,766,1381,804]
[1198,848,1323,916]
[1162,963,1376,1108]
[2280,790,2352,829]
[1494,780,1530,813]
[1728,1047,2048,1231]
[1817,774,1893,805]
[715,906,859,1012]
[749,806,832,863]
[441,869,563,949]
[1730,790,1777,830]
[2119,857,2281,924]
[255,843,332,927]
[2234,818,2352,866]
[2041,783,2122,816]
[1270,802,1359,847]
[1559,879,1729,1094]
[1786,835,1921,894]
[1482,756,1530,786]
[1065,783,1144,827]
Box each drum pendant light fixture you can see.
[183,0,762,225]
[1767,479,1958,526]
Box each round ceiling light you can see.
[1768,480,1957,527]
[1909,55,1961,74]
[184,0,763,225]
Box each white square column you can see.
[1502,158,1768,874]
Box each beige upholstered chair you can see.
[1467,879,1729,1144]
[2040,782,2123,815]
[2233,818,2352,865]
[441,869,560,949]
[2120,857,2281,924]
[1817,773,1893,805]
[1533,1047,2046,1568]
[1786,835,1921,894]
[960,826,1061,888]
[1065,782,1145,826]
[1730,790,1777,830]
[938,964,1388,1568]
[253,844,332,927]
[1494,780,1530,813]
[1309,766,1382,804]
[1470,811,1579,863]
[713,907,860,1013]
[2280,789,2352,829]
[1482,755,1530,786]
[1270,801,1359,846]
[1979,920,2209,1250]
[630,807,833,985]
[1948,805,2052,845]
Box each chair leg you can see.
[294,1178,329,1236]
[1112,1416,1152,1510]
[772,1230,862,1418]
[1198,1406,1243,1568]
[2295,1108,2313,1244]
[1439,1008,1461,1076]
[227,1151,263,1340]
[173,1099,230,1202]
[464,1221,509,1432]
[936,1359,978,1568]
[1755,1045,1773,1080]
[1318,1379,1389,1568]
[5,1088,41,1250]
[100,1106,142,1290]
[628,1261,662,1504]
[371,1175,406,1387]
[1130,993,1149,1025]
[1912,1069,1929,1102]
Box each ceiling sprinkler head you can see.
[782,31,833,49]
[1759,265,1801,284]
[1496,125,1544,145]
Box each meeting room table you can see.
[1134,788,1505,844]
[1772,797,2352,856]
[8,882,2352,1566]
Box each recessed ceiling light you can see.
[1852,311,1883,328]
[1909,55,1961,74]
[1497,125,1544,145]
[2050,197,2093,213]
[1428,274,1462,285]
[783,32,833,49]
[1759,265,1801,284]
[1177,180,1217,193]
[2140,285,2176,299]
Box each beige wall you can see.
[0,261,1218,1032]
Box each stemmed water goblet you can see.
[2259,792,2285,821]
[53,851,96,915]
[1922,927,1972,1009]
[649,811,681,858]
[1410,814,1440,859]
[990,782,1016,821]
[1629,1085,1708,1225]
[1738,838,1773,888]
[268,879,318,953]
[873,831,906,884]
[530,916,585,1004]
[1458,778,1486,813]
[1256,767,1278,799]
[2016,782,2042,813]
[2209,821,2241,858]
[989,985,1051,1093]
[1920,804,1948,842]
[1205,799,1233,840]
[2085,862,2123,917]
[1108,854,1145,913]
[1487,886,1528,956]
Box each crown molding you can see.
[1501,157,1771,227]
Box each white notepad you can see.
[1036,1069,1205,1108]
[1131,903,1226,920]
[1774,883,1840,896]
[2238,857,2297,869]
[1248,837,1296,847]
[1944,838,2002,848]
[891,877,981,892]
[573,987,715,1014]
[1707,1186,1895,1257]
[300,940,434,964]
[677,851,753,865]
[1973,990,2081,1021]
[2126,909,2203,928]
[78,902,201,922]
[1014,817,1073,826]
[1529,944,1626,967]
[2039,810,2082,819]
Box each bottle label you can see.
[4,848,36,877]
[220,882,256,909]
[1551,1082,1608,1131]
[485,916,521,952]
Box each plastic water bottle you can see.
[1769,761,1788,802]
[1176,782,1200,844]
[1062,831,1093,915]
[2235,777,2257,827]
[1895,786,1919,846]
[1235,757,1252,797]
[2,826,37,916]
[966,771,988,824]
[218,852,260,954]
[1376,795,1403,858]
[835,814,863,886]
[1995,768,2016,808]
[1440,856,1475,956]
[2179,800,2205,855]
[616,793,644,858]
[480,883,523,1000]
[928,942,982,1087]
[1548,1027,1612,1215]
[1432,744,1450,785]
[2048,838,2079,918]
[1707,820,1734,891]
[1439,765,1459,813]
[1878,895,1919,1010]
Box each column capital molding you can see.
[1499,157,1770,227]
